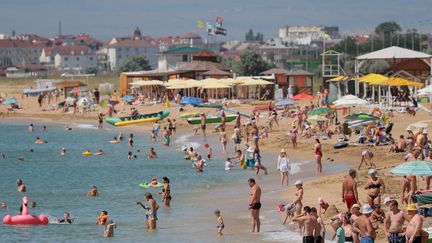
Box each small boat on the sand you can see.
[180,112,200,119]
[106,110,170,127]
[194,103,223,108]
[187,114,237,125]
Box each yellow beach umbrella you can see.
[359,73,388,83]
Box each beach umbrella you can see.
[292,93,314,100]
[308,107,334,115]
[276,99,295,106]
[100,99,119,107]
[2,98,16,105]
[179,97,203,106]
[390,160,432,176]
[121,95,135,101]
[406,122,428,132]
[307,115,328,121]
[344,113,379,121]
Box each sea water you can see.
[0,120,253,242]
[0,120,345,242]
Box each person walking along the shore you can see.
[342,169,359,210]
[277,149,290,186]
[248,178,261,232]
[314,139,323,173]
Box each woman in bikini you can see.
[159,177,171,207]
[293,180,304,217]
[364,169,385,207]
[314,139,323,173]
[220,130,228,154]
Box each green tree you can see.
[375,21,402,35]
[234,51,274,76]
[85,66,97,75]
[119,56,151,73]
[245,29,254,42]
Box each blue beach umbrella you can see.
[276,99,295,106]
[121,95,135,101]
[390,160,432,176]
[2,98,17,105]
[179,97,203,106]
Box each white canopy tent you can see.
[333,95,369,108]
[355,46,432,96]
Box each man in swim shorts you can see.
[248,178,261,232]
[292,206,320,243]
[342,169,358,210]
[200,112,206,140]
[16,179,26,192]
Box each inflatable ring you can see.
[82,151,93,156]
[365,125,375,137]
[371,108,382,118]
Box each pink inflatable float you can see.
[3,196,48,225]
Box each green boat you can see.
[187,114,237,125]
[106,110,170,127]
[194,103,223,108]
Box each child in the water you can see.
[214,209,224,236]
[104,219,117,237]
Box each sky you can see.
[1,0,432,41]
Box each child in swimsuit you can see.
[214,209,224,236]
[104,219,117,237]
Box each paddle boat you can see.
[106,110,170,127]
[3,196,48,225]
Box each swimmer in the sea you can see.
[58,212,73,224]
[35,137,44,144]
[29,201,36,208]
[94,149,105,156]
[41,125,47,132]
[65,126,72,131]
[87,186,99,197]
[18,156,25,161]
[28,123,34,132]
[29,149,34,153]
[148,147,157,159]
[104,219,117,237]
[17,179,26,192]
[1,154,5,159]
[1,202,7,209]
[127,151,133,159]
[109,137,120,144]
[61,147,66,156]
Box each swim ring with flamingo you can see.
[3,196,48,225]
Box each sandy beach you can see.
[2,82,432,242]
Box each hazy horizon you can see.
[1,0,432,41]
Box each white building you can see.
[278,26,339,45]
[53,45,98,71]
[0,39,41,65]
[105,39,159,71]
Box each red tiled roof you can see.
[55,45,92,56]
[108,39,156,48]
[73,34,103,45]
[0,39,39,48]
[193,50,217,57]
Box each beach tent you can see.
[333,95,368,108]
[355,46,432,95]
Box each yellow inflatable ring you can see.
[82,151,93,156]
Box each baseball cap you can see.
[294,180,303,185]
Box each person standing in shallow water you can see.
[248,178,261,233]
[158,177,171,207]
